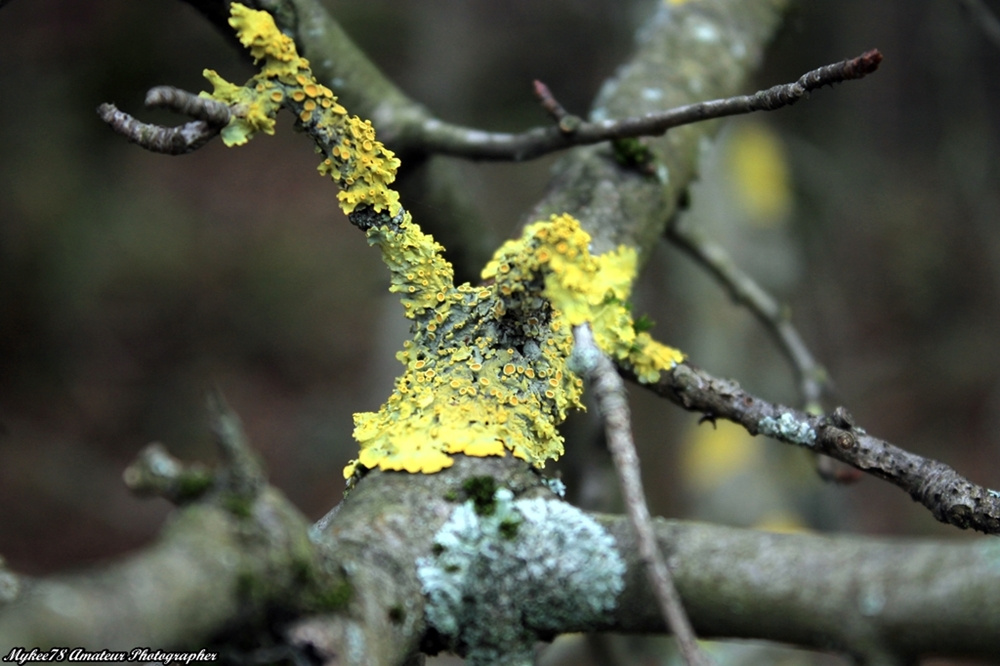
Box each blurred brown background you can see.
[1,0,999,595]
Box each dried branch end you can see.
[97,86,231,156]
[207,389,266,500]
[123,442,214,504]
[532,79,581,134]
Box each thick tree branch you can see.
[623,361,1000,535]
[603,514,1000,662]
[18,0,992,662]
[5,450,1000,662]
[0,486,329,649]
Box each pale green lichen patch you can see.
[417,489,625,665]
[758,412,816,446]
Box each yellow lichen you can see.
[202,3,399,216]
[344,212,683,478]
[211,5,684,480]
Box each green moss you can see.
[388,605,406,624]
[633,313,655,334]
[306,577,353,612]
[236,570,267,605]
[498,517,522,540]
[462,476,499,516]
[174,469,214,501]
[222,493,254,519]
[612,137,654,169]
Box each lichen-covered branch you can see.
[309,454,1000,664]
[97,91,230,155]
[624,360,1000,535]
[173,5,685,484]
[175,0,879,166]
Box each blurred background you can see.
[1,0,999,661]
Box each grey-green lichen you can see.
[417,488,625,665]
[758,412,816,446]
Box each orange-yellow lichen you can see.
[343,212,683,478]
[211,4,684,479]
[203,3,399,216]
[483,214,684,382]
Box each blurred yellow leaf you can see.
[681,419,762,491]
[726,122,792,225]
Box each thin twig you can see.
[413,50,883,161]
[620,360,1000,535]
[532,79,582,134]
[145,85,233,126]
[665,215,829,412]
[572,325,711,666]
[97,87,231,155]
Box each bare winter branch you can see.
[624,361,1000,535]
[406,50,883,162]
[97,87,230,155]
[532,79,582,134]
[572,325,709,666]
[666,215,830,411]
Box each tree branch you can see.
[6,448,1000,662]
[622,360,1000,535]
[97,87,231,155]
[572,325,708,666]
[603,513,1000,662]
[385,49,882,162]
